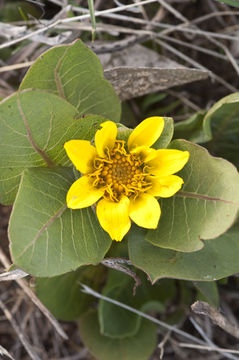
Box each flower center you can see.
[90,140,151,201]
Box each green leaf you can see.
[193,281,219,308]
[174,111,208,143]
[148,100,181,117]
[146,140,239,252]
[0,90,106,205]
[140,301,165,313]
[215,0,239,8]
[98,270,170,339]
[204,92,239,169]
[36,266,104,321]
[153,117,174,149]
[120,102,136,128]
[128,223,239,283]
[141,93,168,111]
[98,272,141,339]
[36,270,86,321]
[116,125,132,142]
[79,310,157,360]
[20,40,121,123]
[9,167,111,277]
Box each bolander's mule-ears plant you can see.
[64,117,189,241]
[0,40,239,360]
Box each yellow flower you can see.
[64,117,189,241]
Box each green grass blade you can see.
[88,0,96,41]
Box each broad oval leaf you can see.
[20,40,121,123]
[0,90,107,205]
[98,269,169,339]
[36,266,104,321]
[36,269,89,321]
[98,271,141,339]
[9,167,112,277]
[146,140,239,252]
[128,223,239,283]
[193,281,219,308]
[174,111,208,143]
[79,310,157,360]
[204,92,239,169]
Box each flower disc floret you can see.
[90,140,151,202]
[64,117,189,242]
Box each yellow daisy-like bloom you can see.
[64,117,189,241]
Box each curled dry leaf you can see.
[99,43,208,100]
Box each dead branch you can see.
[192,301,239,340]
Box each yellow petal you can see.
[95,121,117,158]
[129,193,161,229]
[96,196,131,241]
[64,140,97,174]
[66,176,104,209]
[147,175,184,197]
[145,149,189,176]
[127,117,164,150]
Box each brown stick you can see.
[191,301,239,340]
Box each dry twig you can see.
[0,344,15,360]
[158,331,172,359]
[189,316,239,360]
[191,301,239,340]
[0,298,41,360]
[0,249,68,340]
[101,258,140,295]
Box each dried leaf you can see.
[100,44,208,100]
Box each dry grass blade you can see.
[0,22,26,40]
[0,299,41,360]
[157,0,187,22]
[49,349,89,360]
[167,90,201,111]
[80,283,239,359]
[0,61,34,73]
[61,3,239,42]
[158,331,172,359]
[178,343,239,355]
[0,268,28,281]
[0,344,15,360]
[80,283,208,346]
[155,39,238,93]
[0,0,158,50]
[158,34,228,61]
[190,317,239,360]
[156,0,239,84]
[191,10,239,24]
[0,249,68,340]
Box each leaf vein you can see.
[16,205,67,260]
